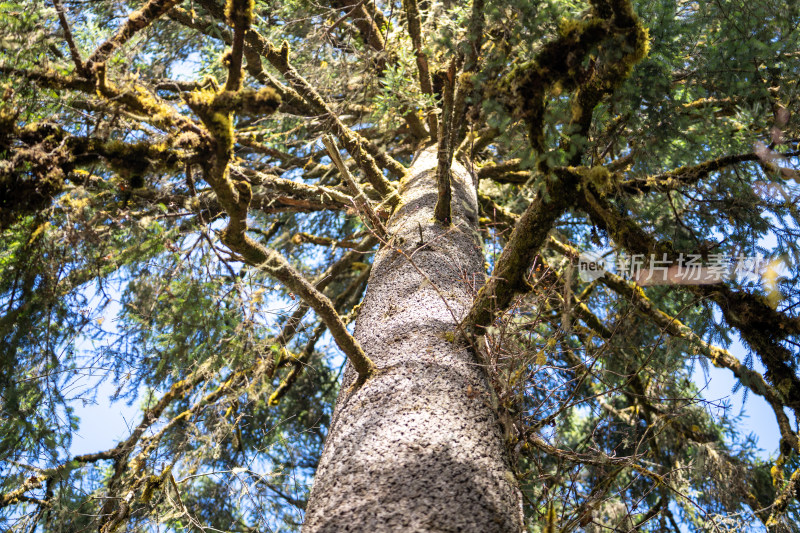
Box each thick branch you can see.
[434,62,456,224]
[579,184,800,413]
[190,95,376,380]
[462,170,578,332]
[269,266,370,405]
[333,0,386,53]
[402,0,437,138]
[87,0,183,66]
[477,159,531,184]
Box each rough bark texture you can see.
[303,147,524,532]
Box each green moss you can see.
[225,0,255,27]
[280,40,290,63]
[185,87,216,109]
[98,139,179,188]
[557,17,601,39]
[583,165,614,195]
[240,87,281,115]
[234,179,252,206]
[186,88,235,156]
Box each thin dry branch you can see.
[51,0,85,73]
[291,232,361,249]
[270,266,370,405]
[274,235,378,353]
[322,134,388,237]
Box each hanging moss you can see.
[494,0,649,168]
[582,165,615,196]
[97,139,180,189]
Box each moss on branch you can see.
[0,121,187,227]
[579,182,800,414]
[494,0,648,167]
[184,77,375,384]
[87,0,184,66]
[463,170,579,332]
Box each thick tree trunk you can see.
[303,147,523,532]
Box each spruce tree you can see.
[1,0,799,531]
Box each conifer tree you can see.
[1,0,799,531]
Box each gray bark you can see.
[303,147,524,532]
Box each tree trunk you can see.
[303,147,524,532]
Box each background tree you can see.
[1,0,799,531]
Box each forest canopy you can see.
[1,0,800,531]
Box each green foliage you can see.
[1,0,799,531]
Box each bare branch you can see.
[322,134,388,237]
[51,0,85,73]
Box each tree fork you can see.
[462,169,578,333]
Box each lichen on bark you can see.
[303,146,524,532]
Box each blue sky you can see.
[68,296,784,459]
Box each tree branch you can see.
[579,183,800,414]
[322,135,388,237]
[223,0,254,92]
[189,92,376,381]
[194,0,406,188]
[87,0,183,66]
[434,61,456,224]
[547,236,799,454]
[51,0,86,73]
[462,169,579,332]
[402,0,437,139]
